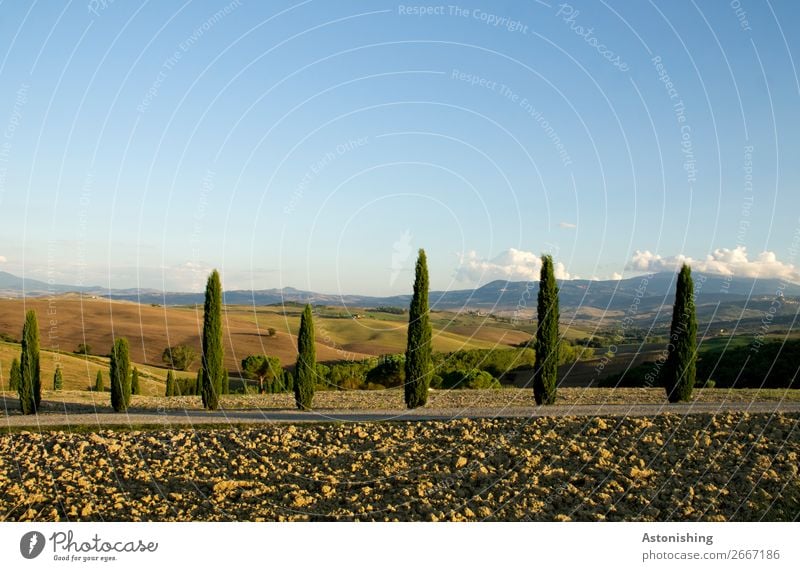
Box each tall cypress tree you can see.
[9,358,21,392]
[53,366,63,390]
[94,369,104,392]
[294,304,316,410]
[110,337,131,412]
[664,264,697,402]
[131,367,140,395]
[533,255,560,405]
[404,249,432,409]
[201,270,225,410]
[19,310,41,414]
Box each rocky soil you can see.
[1,412,797,521]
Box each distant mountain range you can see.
[2,270,798,315]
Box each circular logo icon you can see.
[20,531,45,559]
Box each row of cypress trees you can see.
[396,251,698,407]
[12,260,697,415]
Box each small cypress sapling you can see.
[94,370,104,392]
[9,358,21,392]
[53,366,63,390]
[165,369,175,397]
[131,367,140,395]
[195,368,203,396]
[283,370,294,393]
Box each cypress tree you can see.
[165,369,175,397]
[110,337,131,412]
[9,358,21,392]
[201,270,224,410]
[131,367,140,395]
[53,365,63,390]
[94,370,104,392]
[19,310,41,414]
[533,255,560,405]
[283,370,294,393]
[404,249,432,409]
[294,304,316,410]
[195,367,203,396]
[664,264,697,402]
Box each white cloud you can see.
[456,248,571,283]
[0,255,7,263]
[610,271,623,280]
[558,221,577,229]
[628,246,800,283]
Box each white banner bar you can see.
[1,522,797,570]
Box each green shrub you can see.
[696,340,800,389]
[174,376,197,395]
[162,344,197,371]
[441,369,501,390]
[432,348,535,380]
[367,354,406,388]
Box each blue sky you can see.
[0,0,798,294]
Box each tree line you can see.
[11,257,699,414]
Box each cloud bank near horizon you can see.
[456,246,800,285]
[456,248,573,283]
[629,246,799,283]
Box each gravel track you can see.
[2,401,800,428]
